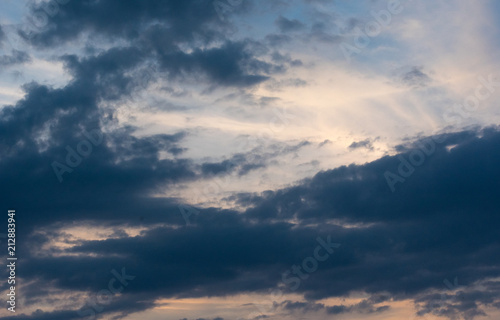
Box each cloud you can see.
[199,140,310,177]
[0,25,5,44]
[0,49,199,236]
[0,50,30,67]
[22,1,276,89]
[26,0,227,47]
[3,127,500,319]
[326,298,390,315]
[280,300,326,313]
[264,78,307,91]
[155,40,273,87]
[275,16,306,33]
[265,34,292,47]
[400,66,431,88]
[348,138,374,151]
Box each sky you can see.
[0,0,500,319]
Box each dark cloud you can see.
[275,16,306,33]
[0,25,5,44]
[0,47,199,237]
[26,0,226,47]
[0,49,30,67]
[270,51,303,66]
[280,300,325,312]
[348,138,374,150]
[265,34,292,47]
[277,295,392,317]
[318,139,331,148]
[326,299,390,315]
[400,66,431,88]
[201,154,252,176]
[415,286,497,320]
[23,1,275,88]
[0,22,307,320]
[237,128,500,315]
[201,141,311,177]
[0,292,156,320]
[156,40,272,87]
[2,127,500,319]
